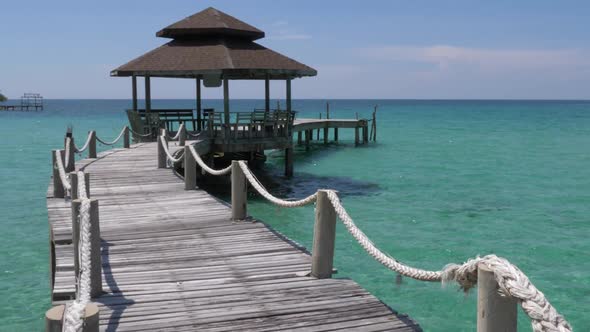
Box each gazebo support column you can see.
[223,77,230,139]
[265,76,270,112]
[132,75,138,112]
[196,77,202,131]
[145,75,151,115]
[285,79,293,177]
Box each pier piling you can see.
[231,160,247,220]
[88,131,97,158]
[45,303,99,332]
[70,172,90,200]
[71,199,102,297]
[477,264,517,332]
[52,150,66,199]
[157,136,167,168]
[311,190,337,279]
[184,146,196,190]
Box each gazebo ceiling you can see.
[111,7,317,80]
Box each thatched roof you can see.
[111,7,316,79]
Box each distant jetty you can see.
[0,93,43,111]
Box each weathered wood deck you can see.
[47,142,420,331]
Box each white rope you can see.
[188,145,232,176]
[159,136,184,163]
[167,123,184,140]
[324,190,571,332]
[96,126,126,146]
[54,150,71,191]
[129,127,152,137]
[238,161,317,207]
[64,138,72,170]
[62,172,92,332]
[74,132,93,153]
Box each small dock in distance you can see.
[0,93,44,111]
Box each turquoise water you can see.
[1,100,589,331]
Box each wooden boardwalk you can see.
[47,142,420,331]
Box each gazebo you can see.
[111,7,316,175]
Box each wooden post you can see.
[64,136,75,172]
[145,75,151,115]
[326,101,330,119]
[184,146,196,190]
[179,123,186,146]
[70,172,90,200]
[305,130,310,151]
[372,105,378,142]
[265,76,270,112]
[45,303,99,332]
[196,77,202,131]
[286,79,292,113]
[297,131,302,145]
[317,113,321,140]
[477,264,517,332]
[231,160,247,220]
[355,127,360,146]
[334,128,339,142]
[362,124,368,144]
[323,124,329,144]
[132,75,138,112]
[311,190,337,279]
[123,126,130,148]
[71,199,102,297]
[52,150,65,198]
[88,131,97,158]
[285,147,293,177]
[223,76,230,139]
[157,136,167,168]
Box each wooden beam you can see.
[286,79,292,112]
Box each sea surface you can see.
[0,99,589,331]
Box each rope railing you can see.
[54,150,72,192]
[73,132,93,153]
[159,135,184,163]
[129,127,152,137]
[167,123,184,140]
[184,149,570,332]
[238,161,317,208]
[62,172,92,332]
[187,145,231,175]
[95,126,126,146]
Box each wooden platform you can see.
[46,142,420,331]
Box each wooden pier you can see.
[47,141,420,331]
[0,93,43,111]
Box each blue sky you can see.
[1,0,589,99]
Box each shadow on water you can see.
[96,241,135,332]
[198,143,381,202]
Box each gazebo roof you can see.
[111,7,317,79]
[156,7,265,40]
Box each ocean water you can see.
[1,99,589,331]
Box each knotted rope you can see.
[96,126,126,146]
[159,136,184,163]
[54,150,72,192]
[187,145,232,176]
[73,132,93,153]
[238,161,317,207]
[323,189,571,332]
[62,172,92,332]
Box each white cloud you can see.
[266,20,311,41]
[358,45,590,72]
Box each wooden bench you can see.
[135,109,197,132]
